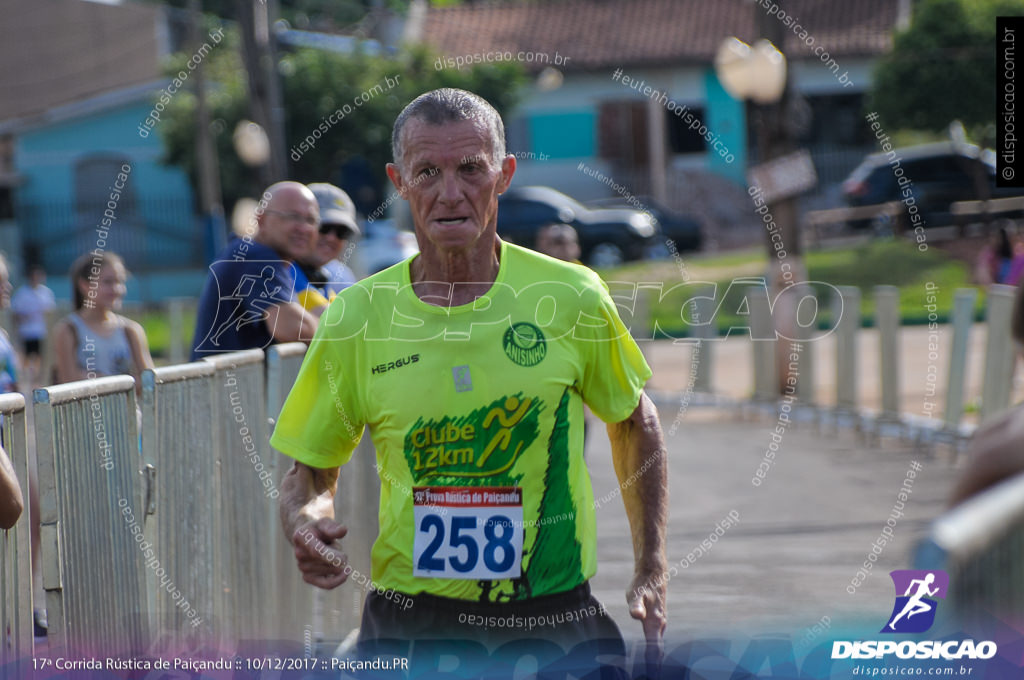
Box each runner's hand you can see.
[628,568,667,675]
[292,518,349,589]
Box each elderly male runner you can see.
[271,89,668,674]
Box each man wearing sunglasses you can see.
[190,180,321,358]
[292,184,360,316]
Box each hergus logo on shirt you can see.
[502,322,546,367]
[371,353,420,375]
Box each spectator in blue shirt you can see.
[191,181,320,359]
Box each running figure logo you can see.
[881,570,949,633]
[209,265,284,347]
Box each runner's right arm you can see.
[279,461,349,589]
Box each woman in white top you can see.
[52,251,153,388]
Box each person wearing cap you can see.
[291,184,361,316]
[309,183,359,296]
[190,181,320,358]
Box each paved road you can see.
[586,404,960,649]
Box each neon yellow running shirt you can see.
[271,240,651,602]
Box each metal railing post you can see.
[140,362,222,654]
[943,289,978,433]
[834,286,861,430]
[750,283,777,404]
[980,285,1017,423]
[33,376,149,656]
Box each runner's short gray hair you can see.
[391,88,505,169]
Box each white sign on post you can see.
[747,149,818,204]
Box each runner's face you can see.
[387,118,514,256]
[258,188,319,261]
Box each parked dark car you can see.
[841,142,1024,231]
[588,195,703,252]
[497,186,656,266]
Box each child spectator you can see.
[11,265,56,384]
[51,252,153,387]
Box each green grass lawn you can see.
[137,304,196,361]
[599,239,985,337]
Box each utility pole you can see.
[189,0,227,259]
[237,0,287,186]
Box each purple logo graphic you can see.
[881,570,949,634]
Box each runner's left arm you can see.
[607,390,668,664]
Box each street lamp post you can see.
[714,37,805,258]
[715,35,817,398]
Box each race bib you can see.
[412,486,524,580]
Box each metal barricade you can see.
[942,289,978,436]
[266,342,308,420]
[266,343,380,648]
[915,471,1024,618]
[322,431,380,648]
[833,286,861,429]
[750,283,777,404]
[202,350,276,643]
[33,376,149,656]
[139,362,222,654]
[690,292,715,394]
[791,283,817,406]
[980,285,1017,423]
[875,286,901,421]
[868,285,904,443]
[265,343,316,641]
[0,392,33,670]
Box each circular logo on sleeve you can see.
[502,322,547,366]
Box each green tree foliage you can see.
[160,34,527,211]
[870,0,1024,139]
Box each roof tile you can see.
[421,0,899,72]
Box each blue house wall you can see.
[15,98,208,302]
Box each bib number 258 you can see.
[412,487,523,580]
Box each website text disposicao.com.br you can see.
[849,664,979,676]
[836,638,995,677]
